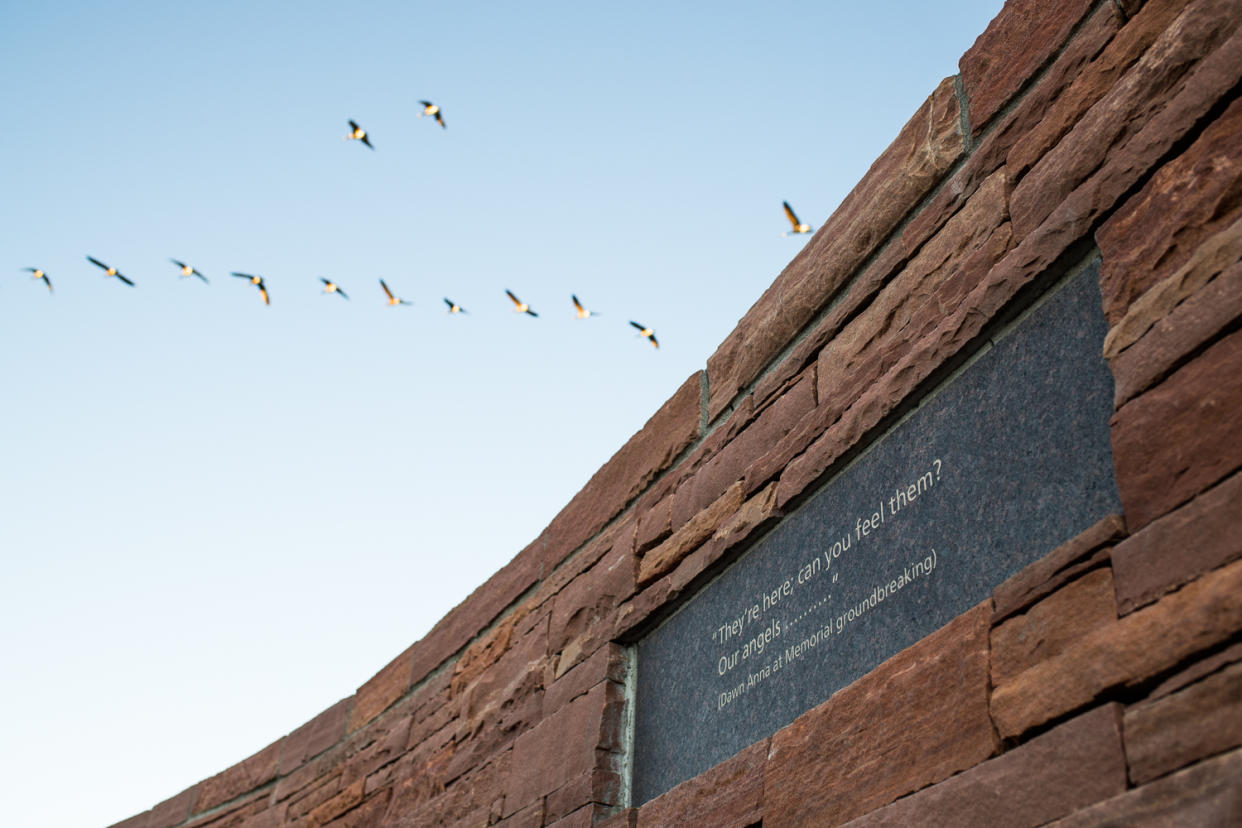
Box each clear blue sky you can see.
[0,2,1002,825]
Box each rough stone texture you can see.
[1102,216,1242,358]
[1110,260,1242,406]
[280,698,351,775]
[703,370,813,500]
[444,612,547,783]
[1010,0,1242,241]
[992,514,1126,622]
[1126,660,1242,785]
[706,76,963,421]
[540,371,702,568]
[638,481,742,585]
[991,557,1242,739]
[840,705,1127,828]
[550,542,635,677]
[544,767,624,824]
[1147,641,1242,700]
[182,791,268,828]
[816,169,1011,413]
[307,780,364,827]
[496,801,544,828]
[504,682,616,817]
[1113,472,1242,614]
[349,649,411,733]
[763,604,997,827]
[992,569,1118,687]
[1047,748,1242,827]
[320,789,389,828]
[1098,95,1242,325]
[544,642,626,714]
[1113,257,1242,399]
[194,738,282,813]
[914,1,1121,249]
[637,739,768,828]
[107,814,150,828]
[1007,0,1192,180]
[1111,328,1242,531]
[959,0,1097,136]
[149,788,197,828]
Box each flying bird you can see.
[444,297,467,314]
[86,256,135,286]
[170,258,208,283]
[630,321,659,349]
[380,279,410,306]
[231,272,270,305]
[782,201,813,237]
[506,289,538,317]
[571,294,599,318]
[24,267,53,293]
[418,101,446,128]
[345,120,374,149]
[321,277,349,300]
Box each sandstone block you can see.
[1007,0,1191,179]
[307,779,364,827]
[1010,0,1242,241]
[992,514,1126,621]
[545,642,627,713]
[349,649,411,732]
[194,737,282,813]
[1111,328,1242,531]
[1126,660,1242,784]
[149,787,197,828]
[320,789,389,828]
[1113,471,1242,614]
[763,603,996,827]
[544,765,623,824]
[1111,257,1242,406]
[958,0,1097,136]
[551,543,636,677]
[637,739,767,827]
[992,569,1118,687]
[991,557,1242,738]
[1047,748,1242,827]
[504,682,612,816]
[1102,216,1242,359]
[841,705,1126,828]
[280,697,351,775]
[495,800,544,828]
[638,482,743,585]
[817,169,1010,415]
[1098,96,1242,324]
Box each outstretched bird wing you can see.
[783,201,801,229]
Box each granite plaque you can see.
[633,261,1122,803]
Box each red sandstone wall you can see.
[109,0,1242,825]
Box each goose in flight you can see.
[86,256,135,286]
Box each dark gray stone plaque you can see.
[633,261,1121,804]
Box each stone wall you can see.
[109,0,1242,824]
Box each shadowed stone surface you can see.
[1047,748,1242,827]
[763,604,996,827]
[634,264,1119,803]
[1126,660,1242,784]
[840,705,1126,828]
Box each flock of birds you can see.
[16,99,816,354]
